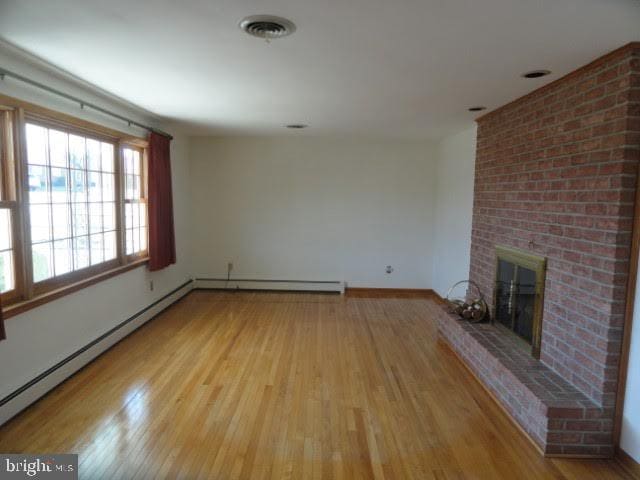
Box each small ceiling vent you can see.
[239,15,296,39]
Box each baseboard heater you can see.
[0,279,194,426]
[194,277,345,294]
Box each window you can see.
[0,209,13,293]
[123,147,147,257]
[0,94,150,312]
[25,123,120,289]
[0,109,19,300]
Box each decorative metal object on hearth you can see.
[445,280,488,323]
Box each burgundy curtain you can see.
[148,132,176,271]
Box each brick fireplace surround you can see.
[437,42,640,456]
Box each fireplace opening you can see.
[494,246,546,358]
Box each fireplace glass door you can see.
[494,246,546,358]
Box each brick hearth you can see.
[438,42,640,456]
[434,303,613,456]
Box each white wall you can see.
[0,46,192,415]
[431,126,477,298]
[189,136,437,288]
[621,262,640,461]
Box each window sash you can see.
[0,98,150,308]
[0,109,22,303]
[24,120,124,290]
[122,146,148,259]
[0,203,20,303]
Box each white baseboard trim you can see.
[0,279,194,426]
[194,277,344,294]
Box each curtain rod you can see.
[0,67,173,140]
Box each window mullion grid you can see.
[96,148,104,265]
[67,132,76,273]
[116,145,126,265]
[45,128,55,278]
[84,138,91,267]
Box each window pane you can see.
[88,171,101,202]
[133,227,140,253]
[26,124,48,166]
[140,226,147,252]
[132,175,140,199]
[50,167,69,204]
[126,228,133,255]
[73,236,89,270]
[125,174,134,200]
[132,151,140,175]
[125,203,132,228]
[138,203,146,228]
[71,169,87,203]
[32,242,54,282]
[89,202,102,234]
[87,139,101,171]
[132,202,139,228]
[0,209,11,250]
[72,203,88,236]
[28,165,49,203]
[124,149,133,175]
[104,231,117,261]
[103,202,115,231]
[0,250,14,293]
[101,144,114,172]
[52,204,71,240]
[53,239,72,276]
[90,233,104,266]
[30,204,51,243]
[102,173,114,202]
[49,130,68,168]
[69,135,86,169]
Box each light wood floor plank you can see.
[0,291,638,479]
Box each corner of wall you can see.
[431,125,478,298]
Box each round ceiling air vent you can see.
[285,124,308,129]
[239,15,296,39]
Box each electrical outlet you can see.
[386,265,394,274]
[149,280,154,291]
[228,262,234,272]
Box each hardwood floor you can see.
[0,290,638,479]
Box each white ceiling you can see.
[0,0,639,139]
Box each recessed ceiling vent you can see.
[239,15,296,39]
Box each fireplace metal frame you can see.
[493,245,547,359]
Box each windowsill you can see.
[2,258,149,320]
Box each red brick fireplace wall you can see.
[470,43,640,410]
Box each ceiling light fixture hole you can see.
[285,124,308,129]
